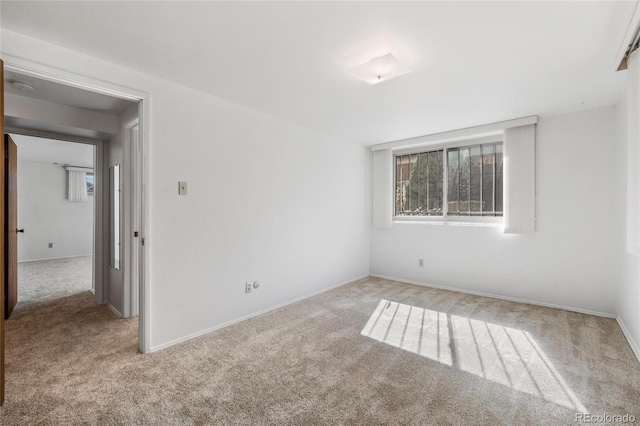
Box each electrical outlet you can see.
[178,181,187,195]
[48,243,53,248]
[245,282,253,294]
[418,259,424,267]
[252,281,260,290]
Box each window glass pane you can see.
[447,149,459,215]
[408,154,419,212]
[495,144,503,215]
[428,151,443,215]
[394,156,402,215]
[437,151,444,214]
[459,147,470,215]
[416,152,427,212]
[482,144,495,214]
[86,174,95,196]
[395,150,443,216]
[470,145,482,214]
[405,154,417,213]
[396,155,411,215]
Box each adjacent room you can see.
[13,135,95,307]
[0,1,638,424]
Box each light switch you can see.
[178,181,187,195]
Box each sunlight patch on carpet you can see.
[361,299,586,412]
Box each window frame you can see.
[392,134,504,224]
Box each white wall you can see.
[1,30,370,350]
[150,89,370,348]
[17,161,94,262]
[617,97,640,358]
[5,93,119,137]
[371,105,624,316]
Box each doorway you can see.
[10,135,96,311]
[2,61,148,352]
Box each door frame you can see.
[123,116,140,319]
[6,130,105,301]
[1,59,5,405]
[2,55,152,353]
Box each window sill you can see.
[392,216,503,228]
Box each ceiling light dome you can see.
[351,53,411,85]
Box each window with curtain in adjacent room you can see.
[68,169,88,202]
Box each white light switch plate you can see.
[178,181,187,195]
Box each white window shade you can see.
[627,51,640,254]
[372,149,393,228]
[68,170,88,202]
[503,124,536,234]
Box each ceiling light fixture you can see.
[350,53,411,85]
[10,80,35,92]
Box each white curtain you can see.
[372,149,393,228]
[627,51,640,254]
[503,124,536,234]
[68,170,88,202]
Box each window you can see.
[86,174,95,196]
[395,151,443,216]
[394,141,503,218]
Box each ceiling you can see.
[1,1,636,145]
[4,70,134,116]
[11,134,94,168]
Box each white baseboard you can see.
[149,274,369,353]
[617,317,640,363]
[18,254,92,263]
[370,274,617,319]
[106,303,122,318]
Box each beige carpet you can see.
[0,264,638,425]
[15,256,93,307]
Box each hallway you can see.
[2,257,137,424]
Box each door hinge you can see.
[141,238,145,246]
[134,231,139,237]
